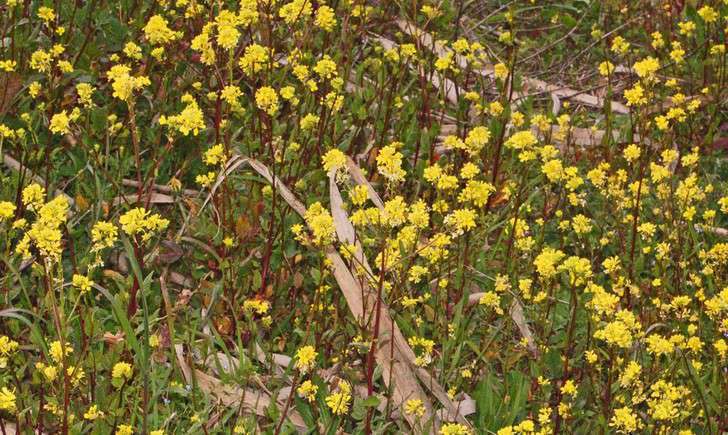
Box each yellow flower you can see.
[191,24,216,65]
[37,6,55,22]
[302,202,335,246]
[408,200,429,228]
[294,345,317,372]
[91,221,118,251]
[325,380,351,415]
[28,81,42,98]
[84,404,104,420]
[0,201,16,221]
[677,21,696,37]
[646,334,674,356]
[243,299,270,315]
[72,274,93,293]
[561,379,577,396]
[49,340,73,364]
[489,101,504,116]
[421,5,440,19]
[49,111,71,135]
[478,291,503,314]
[494,62,508,80]
[35,362,57,381]
[203,144,227,167]
[440,423,471,435]
[0,335,17,369]
[445,208,477,234]
[542,159,564,183]
[434,52,454,71]
[571,214,592,235]
[159,95,205,136]
[598,61,614,76]
[610,407,641,432]
[624,83,646,107]
[112,362,133,380]
[0,387,16,413]
[670,41,685,64]
[623,144,641,162]
[116,424,133,435]
[314,5,336,31]
[255,86,279,116]
[611,36,630,54]
[215,10,240,50]
[585,350,598,364]
[382,196,407,227]
[651,32,664,49]
[313,55,338,80]
[123,41,142,60]
[404,398,426,417]
[534,247,565,280]
[76,83,95,106]
[505,130,537,149]
[239,44,273,75]
[719,197,728,214]
[30,49,52,72]
[0,336,19,360]
[459,180,494,208]
[0,60,16,72]
[107,64,151,102]
[322,149,347,172]
[297,380,318,402]
[595,318,634,348]
[143,15,180,45]
[633,56,659,79]
[119,207,169,242]
[21,196,70,261]
[464,126,490,154]
[279,0,313,24]
[697,6,718,23]
[376,144,406,183]
[299,113,319,130]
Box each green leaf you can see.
[362,395,380,408]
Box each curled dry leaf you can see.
[102,331,126,345]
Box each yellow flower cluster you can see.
[119,207,169,242]
[294,345,317,373]
[376,143,406,183]
[107,64,151,102]
[143,15,181,45]
[15,186,70,262]
[159,94,206,136]
[325,380,351,415]
[255,86,279,116]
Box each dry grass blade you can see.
[175,345,306,430]
[329,167,471,429]
[695,225,728,238]
[0,72,23,116]
[3,153,75,208]
[396,20,629,114]
[111,192,176,206]
[208,156,470,430]
[122,179,200,197]
[372,35,460,104]
[508,299,540,358]
[345,157,385,209]
[468,293,539,358]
